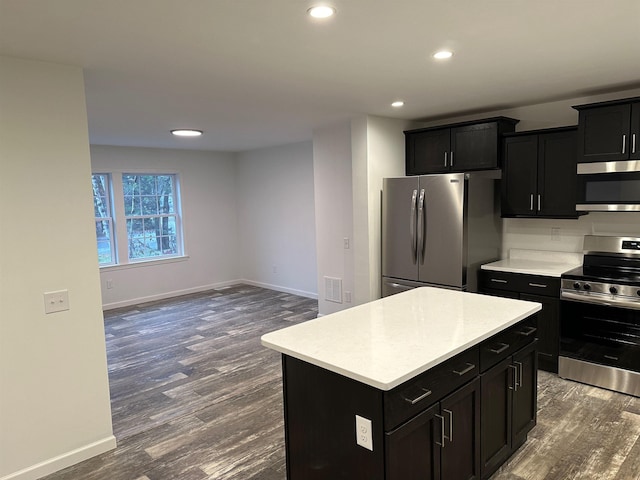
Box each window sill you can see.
[99,255,189,272]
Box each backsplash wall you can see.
[502,212,640,257]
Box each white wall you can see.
[236,141,317,298]
[313,122,354,316]
[0,57,115,480]
[91,145,240,309]
[352,116,421,304]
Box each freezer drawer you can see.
[382,278,425,297]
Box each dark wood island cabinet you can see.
[262,288,541,480]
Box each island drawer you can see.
[383,346,479,430]
[479,315,538,372]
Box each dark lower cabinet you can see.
[282,315,537,480]
[480,341,538,479]
[386,378,481,480]
[479,270,560,373]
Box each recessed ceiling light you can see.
[307,6,336,18]
[171,129,203,137]
[391,101,405,108]
[433,50,454,60]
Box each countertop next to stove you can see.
[482,249,582,277]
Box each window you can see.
[122,174,181,260]
[92,174,115,265]
[91,172,183,266]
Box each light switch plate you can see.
[355,415,373,451]
[44,290,69,314]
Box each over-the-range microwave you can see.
[577,160,640,211]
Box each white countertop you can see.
[481,249,582,277]
[261,287,541,391]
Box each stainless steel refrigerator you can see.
[382,171,502,297]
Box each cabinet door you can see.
[406,129,451,174]
[451,122,499,171]
[577,104,631,162]
[501,135,538,216]
[631,102,640,160]
[385,403,440,480]
[440,377,481,480]
[512,340,538,449]
[521,293,559,373]
[479,357,513,479]
[537,130,578,217]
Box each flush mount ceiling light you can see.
[171,129,203,137]
[307,5,336,18]
[391,101,405,108]
[433,50,454,60]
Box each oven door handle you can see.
[561,291,640,310]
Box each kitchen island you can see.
[261,287,542,480]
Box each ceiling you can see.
[2,0,640,152]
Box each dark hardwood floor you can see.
[42,285,640,479]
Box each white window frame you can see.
[121,173,183,262]
[92,170,186,268]
[92,173,116,266]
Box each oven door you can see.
[576,160,640,211]
[560,297,640,373]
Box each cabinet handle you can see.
[490,278,508,284]
[514,361,523,389]
[452,363,475,376]
[444,152,448,167]
[516,326,537,337]
[528,283,547,288]
[530,193,534,211]
[402,388,432,405]
[450,151,454,167]
[633,133,637,154]
[508,364,518,391]
[489,342,510,354]
[538,194,541,212]
[443,408,453,443]
[435,414,446,447]
[622,134,626,154]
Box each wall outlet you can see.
[355,415,373,451]
[106,279,114,289]
[551,227,561,241]
[43,290,70,314]
[272,265,278,274]
[343,237,350,249]
[344,291,352,303]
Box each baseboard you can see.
[1,435,116,480]
[102,280,242,310]
[102,280,318,310]
[240,280,318,300]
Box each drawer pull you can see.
[488,342,510,354]
[490,278,508,284]
[516,326,537,337]
[403,388,432,405]
[452,363,475,376]
[528,282,547,288]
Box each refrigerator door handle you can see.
[417,189,426,263]
[410,189,418,263]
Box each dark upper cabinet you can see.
[405,117,518,175]
[501,126,580,218]
[573,97,640,163]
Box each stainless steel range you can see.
[559,235,640,397]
